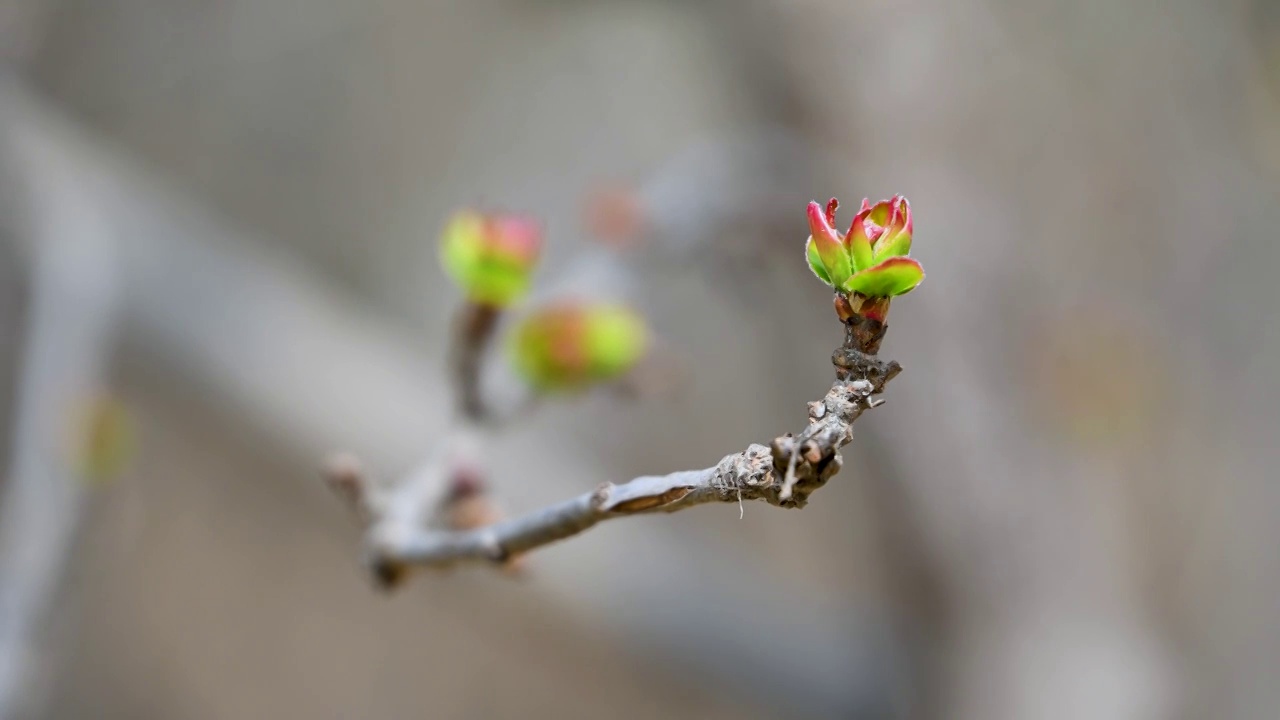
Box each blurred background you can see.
[1,1,1278,718]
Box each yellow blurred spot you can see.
[71,394,136,485]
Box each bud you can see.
[805,195,923,298]
[584,184,646,249]
[441,466,524,575]
[508,302,650,391]
[440,210,543,307]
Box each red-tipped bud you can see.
[440,210,544,307]
[803,194,924,305]
[508,302,650,392]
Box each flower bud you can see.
[508,302,650,391]
[440,210,543,307]
[805,195,923,298]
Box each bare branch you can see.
[326,344,901,583]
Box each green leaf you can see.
[847,216,876,272]
[806,203,852,285]
[872,229,912,261]
[840,257,925,297]
[806,237,833,286]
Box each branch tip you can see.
[323,452,371,520]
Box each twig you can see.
[327,334,901,581]
[450,302,501,422]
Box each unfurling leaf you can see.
[806,200,852,287]
[840,257,925,297]
[871,196,912,261]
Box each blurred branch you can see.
[327,323,901,584]
[450,302,502,422]
[0,99,120,718]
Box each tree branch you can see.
[0,108,121,717]
[326,335,901,584]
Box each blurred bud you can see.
[805,195,923,298]
[439,210,543,307]
[442,466,524,575]
[73,394,136,485]
[508,302,650,392]
[584,184,646,249]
